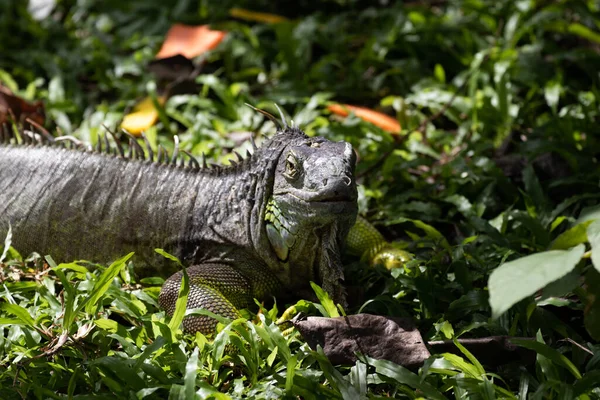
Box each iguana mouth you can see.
[276,185,357,204]
[311,194,357,204]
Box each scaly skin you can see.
[0,124,357,334]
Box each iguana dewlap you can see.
[0,123,358,334]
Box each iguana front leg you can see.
[346,216,412,269]
[159,262,280,334]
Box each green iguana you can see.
[0,114,360,334]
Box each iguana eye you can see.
[283,153,299,180]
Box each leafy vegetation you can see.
[1,0,600,398]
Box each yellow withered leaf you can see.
[229,8,288,24]
[120,96,166,136]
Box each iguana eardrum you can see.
[0,116,358,334]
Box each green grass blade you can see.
[453,337,485,376]
[368,356,447,400]
[184,347,199,400]
[168,266,189,335]
[84,252,134,315]
[511,338,582,380]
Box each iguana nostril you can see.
[342,176,351,186]
[323,178,328,186]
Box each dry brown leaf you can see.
[0,85,45,125]
[293,314,429,367]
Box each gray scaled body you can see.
[0,125,358,333]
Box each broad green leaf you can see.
[540,271,580,299]
[587,220,600,272]
[576,204,600,225]
[94,319,119,333]
[184,347,199,400]
[350,360,368,397]
[266,346,278,367]
[52,262,89,275]
[85,252,134,315]
[550,221,592,250]
[285,355,297,393]
[489,245,585,319]
[436,320,454,339]
[0,303,35,327]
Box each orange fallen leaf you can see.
[156,24,227,60]
[120,96,166,135]
[327,104,401,134]
[229,8,288,24]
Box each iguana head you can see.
[271,135,357,225]
[261,127,358,303]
